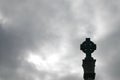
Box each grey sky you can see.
[0,0,120,80]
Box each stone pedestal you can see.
[82,57,96,80]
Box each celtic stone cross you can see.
[80,38,96,80]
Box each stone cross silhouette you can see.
[80,38,96,80]
[80,38,96,58]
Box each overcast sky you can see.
[0,0,120,80]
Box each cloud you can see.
[0,0,120,80]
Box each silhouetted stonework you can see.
[80,38,96,80]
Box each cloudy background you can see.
[0,0,120,80]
